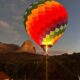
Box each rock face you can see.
[0,42,20,53]
[19,40,36,53]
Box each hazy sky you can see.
[0,0,80,53]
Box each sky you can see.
[0,0,80,53]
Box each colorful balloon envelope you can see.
[24,0,68,51]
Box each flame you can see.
[45,45,48,55]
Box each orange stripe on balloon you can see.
[52,33,63,45]
[31,8,38,17]
[51,1,61,6]
[38,4,45,15]
[45,1,52,8]
[27,15,33,26]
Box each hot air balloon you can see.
[24,0,68,52]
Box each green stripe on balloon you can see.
[24,0,46,18]
[42,24,67,44]
[23,0,46,27]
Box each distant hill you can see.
[0,41,36,54]
[0,42,19,53]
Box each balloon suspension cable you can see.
[45,45,48,80]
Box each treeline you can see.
[0,52,80,80]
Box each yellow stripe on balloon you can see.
[42,33,63,46]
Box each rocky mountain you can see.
[18,40,36,53]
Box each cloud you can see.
[0,20,21,41]
[0,20,13,30]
